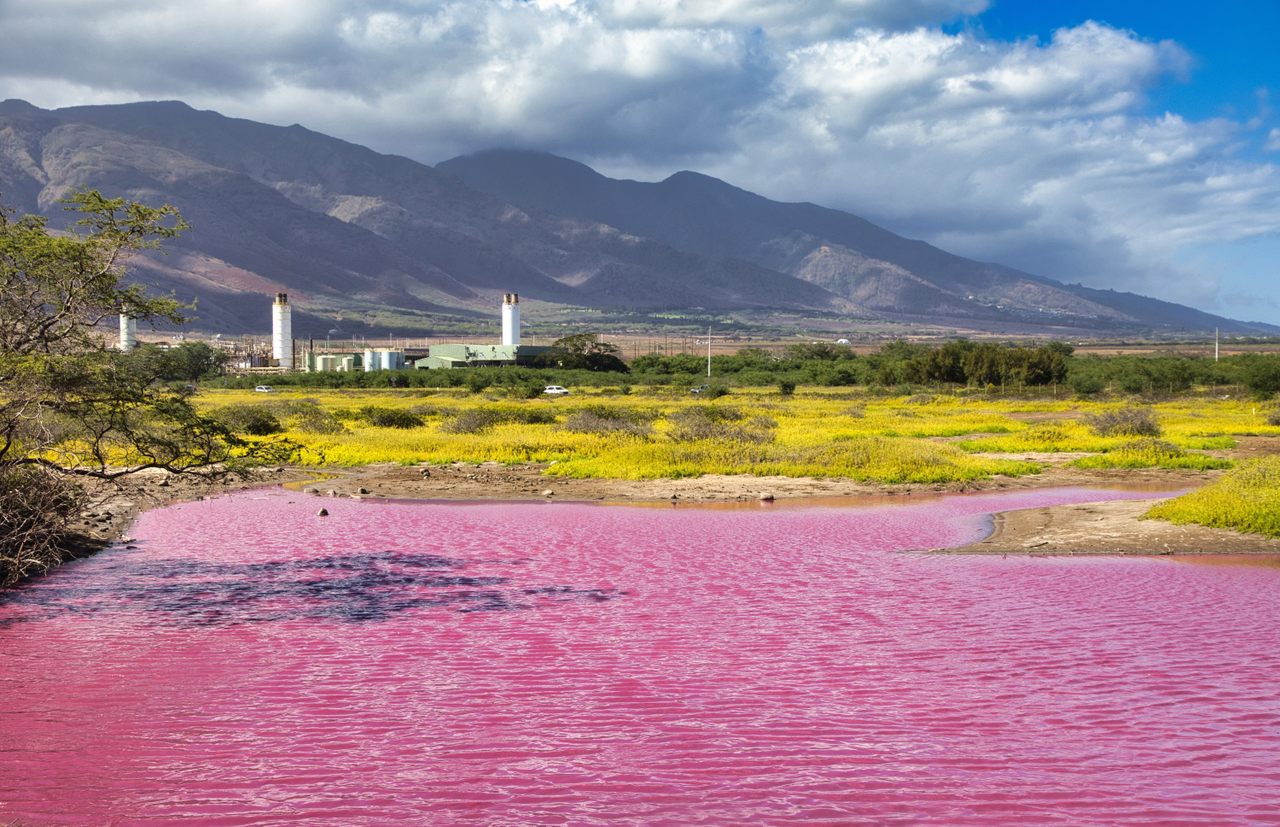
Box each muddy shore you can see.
[57,450,1280,575]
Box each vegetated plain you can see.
[192,383,1280,537]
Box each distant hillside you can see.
[440,149,1271,334]
[0,100,838,333]
[1,99,1266,336]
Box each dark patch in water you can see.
[0,549,624,627]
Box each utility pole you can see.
[1215,327,1220,363]
[706,325,712,378]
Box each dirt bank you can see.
[297,460,1213,504]
[947,497,1280,556]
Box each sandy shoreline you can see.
[946,497,1280,556]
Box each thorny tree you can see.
[0,191,292,586]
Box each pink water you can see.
[3,488,1280,826]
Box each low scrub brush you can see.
[1087,407,1161,437]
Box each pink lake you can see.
[2,487,1280,826]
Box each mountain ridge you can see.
[440,148,1263,334]
[1,100,1268,336]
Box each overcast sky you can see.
[2,0,1278,322]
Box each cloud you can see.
[0,1,1277,312]
[595,0,990,37]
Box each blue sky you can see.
[966,0,1280,323]
[1,0,1277,323]
[974,1,1279,146]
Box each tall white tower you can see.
[272,292,293,368]
[118,314,137,351]
[501,293,520,347]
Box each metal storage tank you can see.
[502,293,520,346]
[272,293,293,367]
[118,314,137,351]
[363,349,378,371]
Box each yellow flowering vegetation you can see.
[194,387,1273,483]
[1147,456,1280,538]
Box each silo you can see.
[118,314,137,351]
[316,355,337,372]
[501,293,520,346]
[363,348,378,371]
[272,293,293,367]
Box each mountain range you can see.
[0,98,1267,336]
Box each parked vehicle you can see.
[543,385,570,396]
[690,384,710,394]
[254,385,274,393]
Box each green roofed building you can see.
[414,344,552,370]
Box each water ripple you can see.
[1,488,1278,825]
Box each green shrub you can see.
[282,401,345,434]
[507,382,544,400]
[212,404,284,436]
[563,411,653,437]
[440,406,557,434]
[1086,407,1161,437]
[441,409,502,434]
[668,406,774,443]
[1069,373,1105,396]
[358,406,424,429]
[778,380,796,396]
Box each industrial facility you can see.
[413,293,550,369]
[113,291,550,373]
[296,293,548,373]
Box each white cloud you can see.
[1,1,1277,311]
[596,0,990,37]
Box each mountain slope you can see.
[0,100,840,332]
[1,100,1265,336]
[439,149,1266,334]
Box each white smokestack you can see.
[501,293,520,346]
[272,292,293,367]
[118,314,137,351]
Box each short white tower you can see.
[501,293,520,347]
[118,314,137,351]
[272,292,293,368]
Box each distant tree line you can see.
[215,335,1280,398]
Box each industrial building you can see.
[413,294,550,369]
[414,343,550,369]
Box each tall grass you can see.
[1147,457,1280,537]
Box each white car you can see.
[543,385,570,396]
[254,385,274,393]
